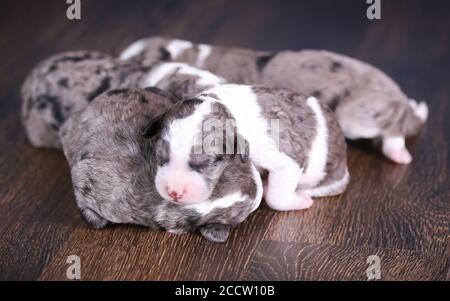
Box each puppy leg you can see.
[264,162,313,211]
[382,136,412,164]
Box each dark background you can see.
[0,0,448,280]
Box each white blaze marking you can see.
[301,97,329,186]
[119,39,146,60]
[145,62,225,87]
[165,100,213,163]
[166,39,193,59]
[196,44,212,67]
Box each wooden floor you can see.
[0,0,449,281]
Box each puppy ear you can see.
[142,113,166,138]
[199,224,231,243]
[79,208,108,229]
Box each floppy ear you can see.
[79,207,108,229]
[142,113,166,138]
[199,223,231,243]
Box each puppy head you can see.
[144,98,249,205]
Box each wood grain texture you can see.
[39,210,275,281]
[244,241,449,281]
[0,0,448,280]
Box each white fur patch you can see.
[303,169,350,197]
[250,164,263,212]
[408,99,429,122]
[145,62,225,87]
[196,44,212,67]
[199,85,278,168]
[184,164,262,216]
[165,100,213,162]
[383,136,406,151]
[186,192,247,215]
[119,39,146,60]
[166,39,193,59]
[300,97,329,187]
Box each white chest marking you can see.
[166,39,193,59]
[196,44,212,67]
[119,39,146,60]
[301,97,329,186]
[186,192,247,215]
[145,62,225,87]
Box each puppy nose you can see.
[167,188,183,201]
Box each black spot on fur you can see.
[312,90,323,98]
[87,77,111,102]
[36,95,65,125]
[330,61,343,72]
[144,86,180,103]
[107,89,129,96]
[256,52,276,72]
[80,151,91,160]
[139,94,148,104]
[48,65,58,73]
[145,86,168,97]
[328,96,340,110]
[159,47,171,61]
[55,53,93,65]
[82,185,92,196]
[373,112,382,118]
[58,78,69,88]
[50,123,59,131]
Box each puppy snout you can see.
[166,187,185,201]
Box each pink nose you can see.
[167,188,184,201]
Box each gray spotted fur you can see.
[122,37,427,142]
[201,86,348,192]
[21,51,221,149]
[61,88,261,242]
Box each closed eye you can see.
[189,161,210,172]
[158,157,170,166]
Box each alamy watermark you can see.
[366,255,381,280]
[366,0,381,20]
[66,0,81,20]
[66,255,81,280]
[170,118,280,156]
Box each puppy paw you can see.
[265,192,313,211]
[384,147,413,164]
[199,224,231,243]
[295,191,314,209]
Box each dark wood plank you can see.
[0,0,448,280]
[243,240,449,281]
[39,210,275,280]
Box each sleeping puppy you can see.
[143,84,348,211]
[21,50,225,149]
[120,37,428,164]
[60,88,262,243]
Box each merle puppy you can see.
[61,88,262,243]
[143,84,348,211]
[21,50,225,149]
[120,36,428,164]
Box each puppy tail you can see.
[405,99,428,137]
